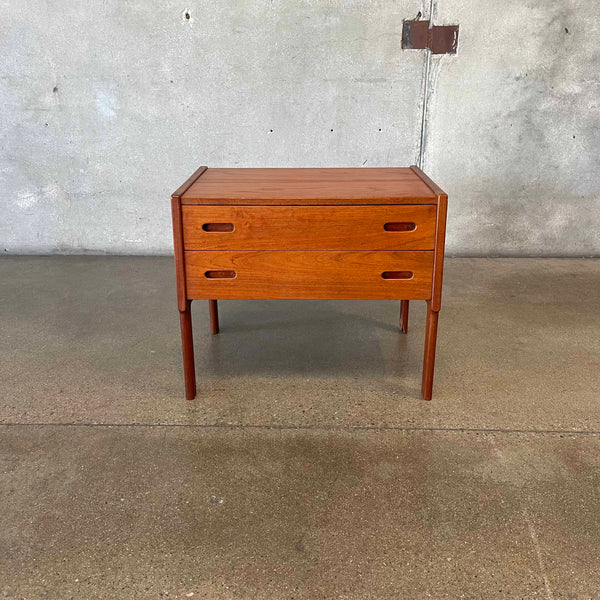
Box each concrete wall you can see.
[1,1,598,256]
[425,0,600,256]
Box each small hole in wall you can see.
[53,86,58,93]
[268,129,273,133]
[330,129,334,132]
[378,128,382,132]
[185,11,190,19]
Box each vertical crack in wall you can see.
[417,0,437,169]
[417,45,431,169]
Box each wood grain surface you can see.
[170,197,188,312]
[171,165,208,199]
[185,251,434,300]
[410,165,448,197]
[182,205,437,251]
[181,168,437,205]
[431,196,448,311]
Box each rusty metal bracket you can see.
[402,20,459,55]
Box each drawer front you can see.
[185,251,433,300]
[182,206,436,251]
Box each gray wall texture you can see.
[1,0,599,256]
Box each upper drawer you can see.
[182,205,436,251]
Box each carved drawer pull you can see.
[383,222,417,232]
[202,223,235,232]
[381,271,414,280]
[204,270,237,279]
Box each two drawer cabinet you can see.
[171,167,447,401]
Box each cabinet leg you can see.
[209,299,219,334]
[400,300,409,333]
[421,301,439,401]
[179,300,196,400]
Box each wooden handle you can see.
[384,222,417,232]
[202,223,235,232]
[381,271,414,280]
[204,270,236,279]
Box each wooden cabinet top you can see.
[173,166,446,206]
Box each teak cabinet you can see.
[171,166,447,401]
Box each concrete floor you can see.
[1,257,599,598]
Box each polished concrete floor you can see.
[1,257,599,598]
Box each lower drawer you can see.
[185,251,433,299]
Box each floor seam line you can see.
[1,422,600,435]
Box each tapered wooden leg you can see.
[209,299,219,334]
[421,301,439,401]
[179,300,196,400]
[400,300,409,333]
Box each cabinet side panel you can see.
[171,196,188,311]
[431,195,448,311]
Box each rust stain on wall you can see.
[402,20,459,54]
